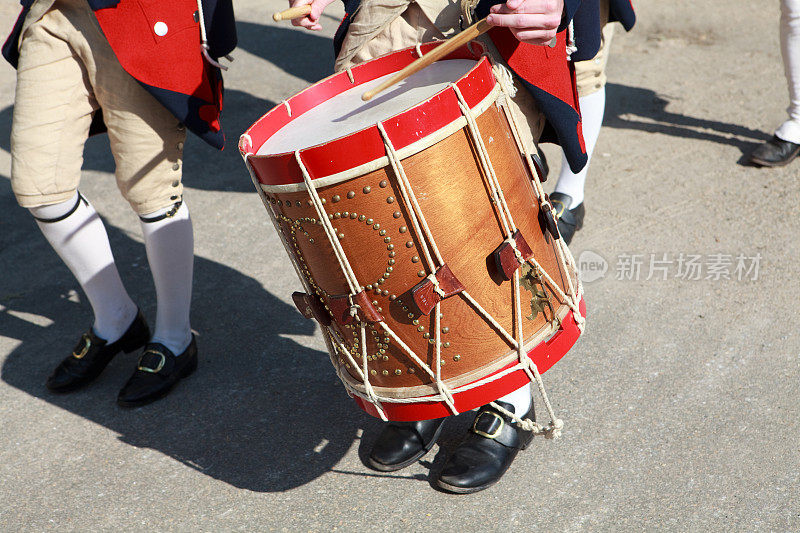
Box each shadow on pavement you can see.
[234,21,336,84]
[0,188,366,492]
[605,82,772,163]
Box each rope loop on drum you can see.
[282,100,292,117]
[504,236,525,265]
[346,67,355,84]
[492,64,518,98]
[427,273,446,298]
[489,400,564,439]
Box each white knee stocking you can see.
[139,201,194,355]
[553,87,607,208]
[30,193,138,342]
[497,383,532,416]
[777,0,800,143]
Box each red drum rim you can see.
[353,297,586,421]
[239,42,492,188]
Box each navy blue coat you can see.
[571,0,635,62]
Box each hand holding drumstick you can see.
[277,0,563,45]
[278,0,337,31]
[486,0,563,45]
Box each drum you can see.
[239,42,585,422]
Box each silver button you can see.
[154,22,168,37]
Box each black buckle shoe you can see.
[117,335,198,408]
[749,135,800,167]
[435,401,534,494]
[46,310,150,393]
[367,418,446,472]
[550,192,585,245]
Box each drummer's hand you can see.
[486,0,563,45]
[290,0,335,31]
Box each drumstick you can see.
[361,18,492,102]
[273,5,312,21]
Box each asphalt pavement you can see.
[1,0,798,530]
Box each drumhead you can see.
[257,59,477,156]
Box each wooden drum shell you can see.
[241,45,583,420]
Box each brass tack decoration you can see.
[347,191,355,199]
[386,196,395,204]
[379,180,388,188]
[393,212,402,219]
[363,186,372,194]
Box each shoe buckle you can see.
[72,334,92,359]
[472,411,504,439]
[551,199,566,218]
[137,350,166,373]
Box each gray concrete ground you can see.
[1,0,798,530]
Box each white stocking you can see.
[497,383,532,416]
[139,201,194,355]
[553,87,607,208]
[30,193,138,342]
[777,0,800,143]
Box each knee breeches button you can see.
[172,163,180,171]
[154,22,168,36]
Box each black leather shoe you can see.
[46,310,150,393]
[117,336,197,408]
[435,401,534,494]
[550,192,585,245]
[749,135,800,167]
[367,418,446,472]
